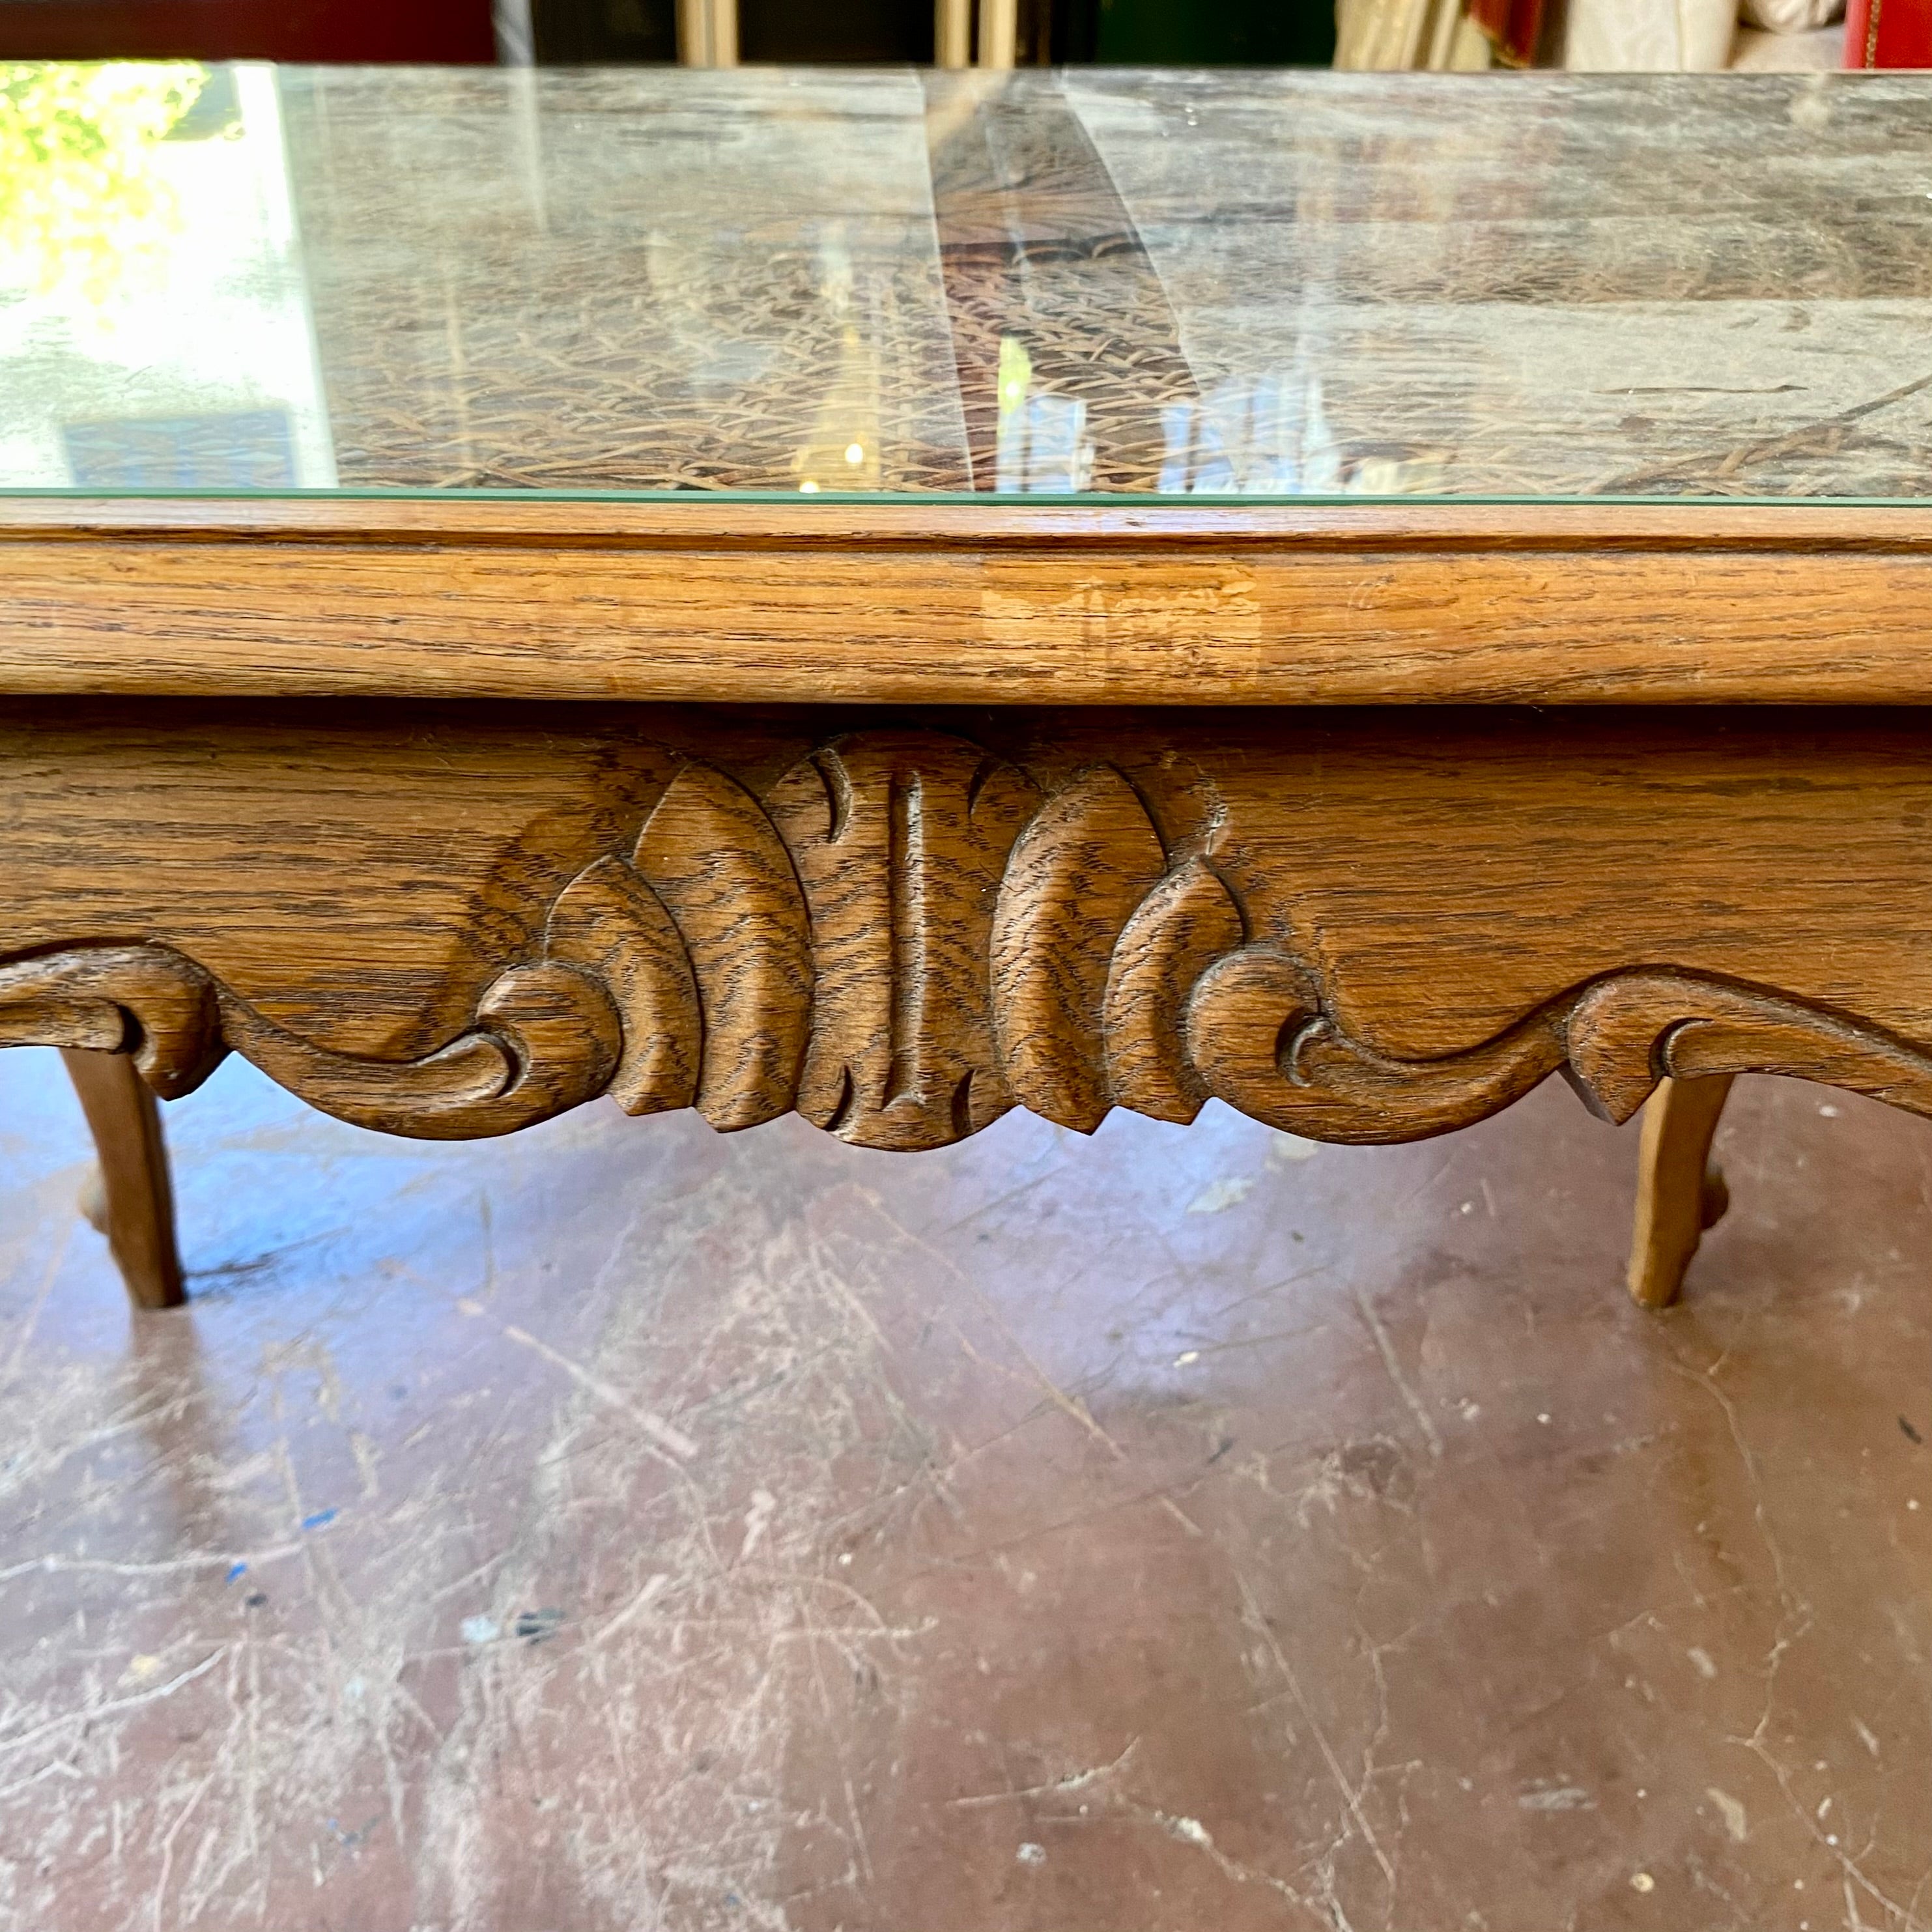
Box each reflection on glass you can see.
[791,232,885,492]
[1159,371,1341,495]
[994,336,1094,494]
[0,63,335,489]
[1,66,1927,501]
[267,70,972,493]
[0,63,206,302]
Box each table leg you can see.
[61,1049,186,1311]
[1627,1072,1736,1311]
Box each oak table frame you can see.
[8,494,1928,1311]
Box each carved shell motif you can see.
[7,728,1932,1146]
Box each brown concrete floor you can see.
[0,1049,1926,1932]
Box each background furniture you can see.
[1335,0,1860,68]
[1557,0,1845,70]
[562,0,1337,68]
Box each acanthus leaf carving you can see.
[11,733,1932,1153]
[546,855,700,1116]
[1102,855,1245,1124]
[767,731,1036,1150]
[989,763,1169,1133]
[632,761,812,1133]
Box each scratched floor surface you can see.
[0,1047,1927,1931]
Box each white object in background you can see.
[1739,0,1843,31]
[678,0,739,65]
[1730,18,1847,60]
[492,0,535,63]
[1562,0,1738,68]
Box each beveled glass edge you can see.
[5,488,1932,511]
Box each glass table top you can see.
[2,62,1930,504]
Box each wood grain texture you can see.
[6,500,1932,707]
[991,765,1167,1131]
[60,1047,185,1311]
[632,763,812,1132]
[7,703,1932,1152]
[1627,1073,1737,1311]
[546,859,702,1116]
[1101,857,1245,1124]
[767,732,1034,1148]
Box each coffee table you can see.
[5,64,1930,1312]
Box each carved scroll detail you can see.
[1186,944,1559,1145]
[547,857,700,1116]
[0,946,223,1097]
[10,735,1932,1150]
[0,944,621,1140]
[1103,857,1245,1124]
[227,961,622,1140]
[769,732,1036,1150]
[1567,972,1932,1122]
[1183,953,1932,1143]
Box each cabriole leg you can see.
[61,1048,186,1311]
[1627,1072,1737,1310]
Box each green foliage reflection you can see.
[0,63,208,302]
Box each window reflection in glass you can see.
[1159,371,1340,495]
[993,336,1094,494]
[0,63,335,489]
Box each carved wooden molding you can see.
[7,725,1932,1147]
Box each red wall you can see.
[0,0,497,62]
